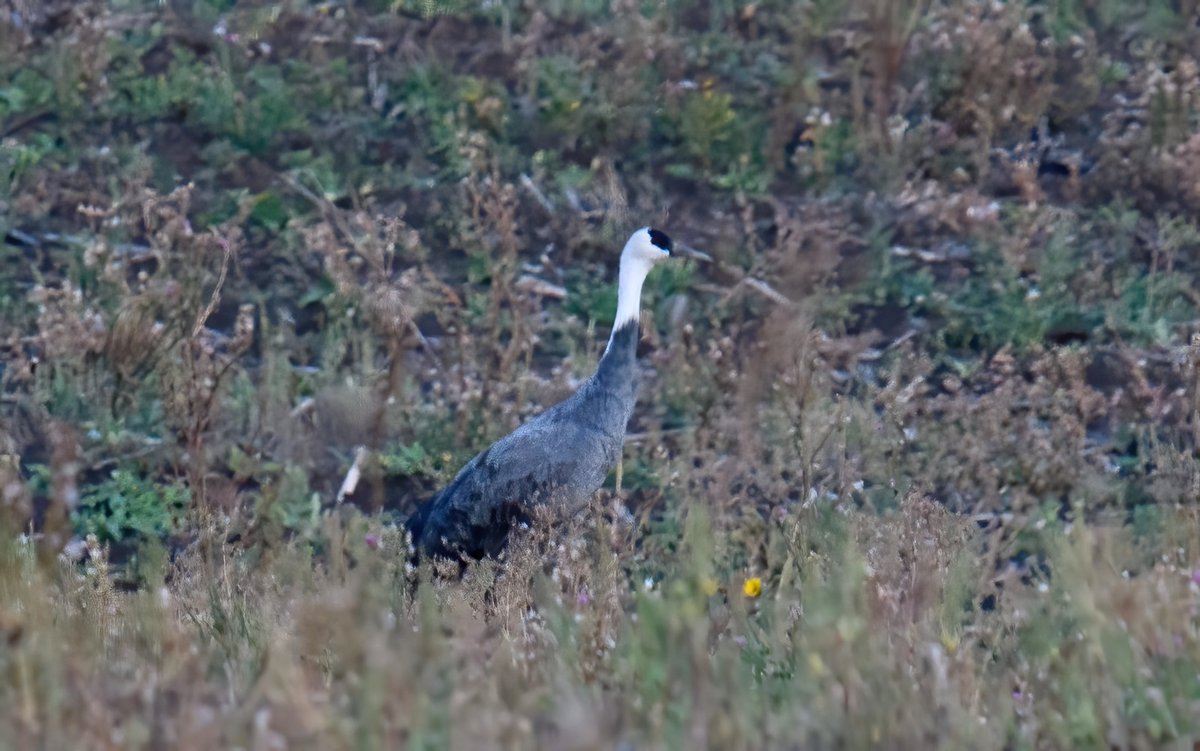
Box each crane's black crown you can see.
[648,228,673,254]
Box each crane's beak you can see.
[673,242,712,262]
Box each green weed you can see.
[72,468,190,543]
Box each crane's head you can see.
[623,227,674,266]
[611,227,690,333]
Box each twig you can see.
[515,274,567,300]
[290,397,317,419]
[193,233,234,338]
[519,174,555,213]
[624,427,692,444]
[408,319,445,373]
[742,276,794,306]
[337,446,368,503]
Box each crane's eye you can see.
[648,228,673,254]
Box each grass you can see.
[1,501,1197,747]
[2,1,1200,748]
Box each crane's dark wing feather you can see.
[406,407,612,560]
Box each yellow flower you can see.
[742,577,762,598]
[702,578,719,597]
[807,652,826,676]
[940,631,959,655]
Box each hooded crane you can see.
[406,227,677,560]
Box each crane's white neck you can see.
[606,250,654,351]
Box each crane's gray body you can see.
[406,322,640,560]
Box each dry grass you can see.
[3,1,1200,748]
[0,499,1196,749]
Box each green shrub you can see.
[73,469,190,543]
